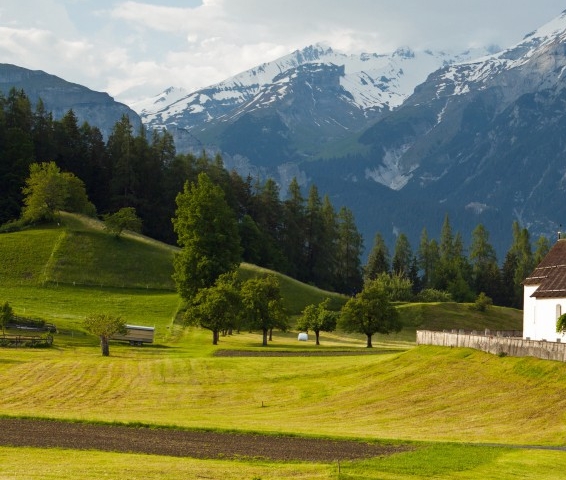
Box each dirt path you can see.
[0,418,408,462]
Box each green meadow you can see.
[0,214,564,480]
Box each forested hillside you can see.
[0,88,365,294]
[0,87,549,304]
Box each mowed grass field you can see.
[2,214,564,480]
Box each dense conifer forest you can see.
[0,88,549,304]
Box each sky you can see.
[0,0,564,105]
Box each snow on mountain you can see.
[132,44,493,131]
[363,10,566,193]
[434,10,566,101]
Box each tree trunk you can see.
[315,330,320,345]
[366,334,373,348]
[269,328,273,341]
[100,336,110,356]
[262,328,268,346]
[212,330,218,345]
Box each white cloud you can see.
[0,0,564,103]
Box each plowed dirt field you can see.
[0,418,408,461]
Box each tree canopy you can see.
[21,161,95,224]
[296,298,337,345]
[240,275,288,346]
[172,172,242,302]
[185,271,242,345]
[103,207,142,238]
[83,313,126,356]
[0,302,13,334]
[339,279,402,348]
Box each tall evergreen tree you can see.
[281,177,306,279]
[417,228,438,289]
[53,109,83,176]
[335,206,364,294]
[533,235,550,266]
[469,223,500,298]
[172,172,242,302]
[252,178,285,271]
[439,214,455,262]
[108,115,137,208]
[32,99,55,163]
[509,221,533,308]
[79,123,111,213]
[318,195,339,290]
[0,89,34,223]
[304,185,326,286]
[392,233,413,278]
[364,232,390,283]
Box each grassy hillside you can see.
[0,213,347,316]
[1,341,564,445]
[0,213,559,479]
[397,301,523,332]
[0,212,522,341]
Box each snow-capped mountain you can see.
[343,9,566,254]
[362,9,566,191]
[133,44,493,151]
[131,10,566,258]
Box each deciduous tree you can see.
[339,279,401,348]
[103,207,142,238]
[185,271,242,345]
[240,275,288,346]
[83,313,126,356]
[21,161,67,223]
[296,298,337,345]
[0,301,13,334]
[21,162,95,223]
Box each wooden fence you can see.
[0,334,53,347]
[416,330,566,362]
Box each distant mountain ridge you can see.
[335,9,566,254]
[132,11,566,257]
[134,44,492,157]
[0,63,141,138]
[5,9,566,260]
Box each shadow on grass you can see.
[213,348,405,357]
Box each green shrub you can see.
[471,292,493,312]
[416,289,453,303]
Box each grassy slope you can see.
[1,214,555,479]
[1,340,566,445]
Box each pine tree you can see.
[172,172,242,302]
[417,228,438,289]
[335,206,363,294]
[364,232,390,283]
[469,223,500,299]
[533,235,550,266]
[281,177,306,279]
[392,233,412,278]
[108,115,137,208]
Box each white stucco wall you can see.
[523,285,566,342]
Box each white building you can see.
[523,238,566,342]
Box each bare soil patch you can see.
[0,418,408,462]
[214,349,400,357]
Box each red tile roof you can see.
[523,239,566,298]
